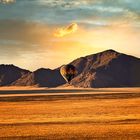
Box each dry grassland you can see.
[0,88,139,139]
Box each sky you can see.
[0,0,140,71]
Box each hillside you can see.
[0,64,30,86]
[11,68,65,87]
[70,49,140,87]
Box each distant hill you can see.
[0,64,30,86]
[1,49,140,88]
[11,68,65,87]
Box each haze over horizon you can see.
[0,0,140,70]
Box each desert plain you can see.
[0,86,139,140]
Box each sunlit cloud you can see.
[0,0,15,4]
[54,23,78,37]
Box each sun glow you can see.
[0,0,15,4]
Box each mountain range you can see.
[1,49,140,88]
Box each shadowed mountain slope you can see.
[0,64,30,86]
[11,68,65,87]
[70,50,140,87]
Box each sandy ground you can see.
[0,87,139,140]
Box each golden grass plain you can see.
[0,87,139,139]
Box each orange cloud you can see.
[0,0,15,4]
[54,23,78,37]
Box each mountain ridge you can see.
[1,49,140,88]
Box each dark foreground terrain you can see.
[0,87,140,140]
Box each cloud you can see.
[0,20,53,44]
[0,0,139,29]
[0,19,55,61]
[0,19,140,71]
[54,23,78,37]
[0,0,15,4]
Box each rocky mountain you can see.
[0,64,30,86]
[1,49,140,88]
[70,49,140,87]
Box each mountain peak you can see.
[96,49,120,56]
[104,49,118,53]
[34,68,52,73]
